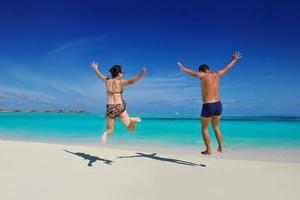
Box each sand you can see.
[0,140,299,200]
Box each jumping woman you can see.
[91,61,146,144]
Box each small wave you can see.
[142,116,300,122]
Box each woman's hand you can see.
[91,61,98,70]
[91,61,107,81]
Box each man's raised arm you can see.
[217,51,241,76]
[177,62,204,78]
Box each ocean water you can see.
[0,112,300,150]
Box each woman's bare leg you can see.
[101,117,115,144]
[119,111,141,132]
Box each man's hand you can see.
[91,61,98,70]
[177,61,185,70]
[232,51,242,60]
[140,68,147,76]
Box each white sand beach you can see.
[0,140,299,200]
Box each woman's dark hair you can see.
[109,65,123,78]
[199,64,209,72]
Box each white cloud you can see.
[123,73,202,111]
[11,66,104,99]
[2,65,208,112]
[0,85,60,109]
[48,35,107,54]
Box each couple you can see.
[91,52,241,155]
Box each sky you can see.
[0,0,299,114]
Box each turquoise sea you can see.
[0,112,300,149]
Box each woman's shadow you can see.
[119,152,206,167]
[64,149,113,167]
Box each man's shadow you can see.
[64,150,113,167]
[119,152,206,167]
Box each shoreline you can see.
[1,138,299,163]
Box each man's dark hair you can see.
[199,64,209,72]
[109,65,123,78]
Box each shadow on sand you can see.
[119,152,206,167]
[64,149,113,167]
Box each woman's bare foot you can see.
[127,117,141,132]
[127,121,136,132]
[130,117,141,122]
[101,133,108,144]
[201,150,211,155]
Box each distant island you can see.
[0,108,89,113]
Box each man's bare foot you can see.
[217,147,223,153]
[130,117,141,122]
[201,150,211,155]
[101,133,107,144]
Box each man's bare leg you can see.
[201,117,212,155]
[212,115,223,152]
[101,117,115,144]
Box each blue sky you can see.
[0,0,299,114]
